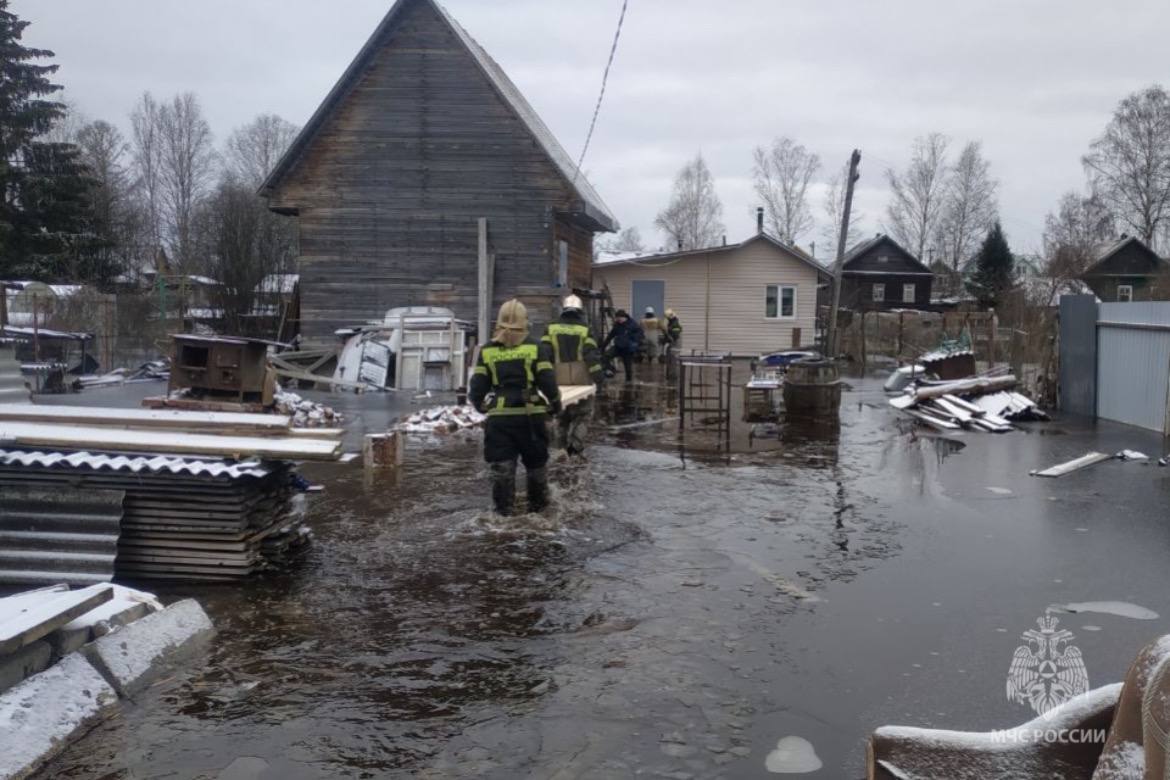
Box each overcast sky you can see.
[13,0,1170,257]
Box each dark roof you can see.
[259,0,617,232]
[593,232,831,278]
[1082,235,1168,277]
[841,234,931,272]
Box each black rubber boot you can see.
[489,460,517,515]
[526,466,550,513]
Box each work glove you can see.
[549,399,563,416]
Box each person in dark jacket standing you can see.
[469,299,561,515]
[601,309,643,382]
[541,294,603,454]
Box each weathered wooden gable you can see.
[1087,238,1165,277]
[844,235,929,275]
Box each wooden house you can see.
[260,0,618,346]
[1081,235,1170,302]
[593,233,829,355]
[837,234,933,311]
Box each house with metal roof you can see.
[260,0,617,345]
[1081,235,1170,302]
[593,227,829,355]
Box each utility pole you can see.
[826,149,861,358]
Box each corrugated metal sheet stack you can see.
[0,404,343,583]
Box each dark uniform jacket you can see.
[542,311,603,384]
[469,338,560,417]
[666,316,683,344]
[603,319,644,356]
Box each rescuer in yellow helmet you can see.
[541,294,603,454]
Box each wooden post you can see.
[477,218,491,345]
[859,311,867,369]
[826,149,861,357]
[31,293,39,363]
[898,311,905,359]
[364,430,404,469]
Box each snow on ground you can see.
[399,405,485,435]
[274,388,342,428]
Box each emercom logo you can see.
[1006,612,1090,716]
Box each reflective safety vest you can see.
[470,340,559,417]
[543,322,602,380]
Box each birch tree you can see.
[935,141,997,272]
[1038,191,1114,303]
[752,137,819,242]
[157,92,217,275]
[654,153,724,251]
[1082,85,1170,249]
[130,92,164,265]
[885,132,950,261]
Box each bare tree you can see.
[935,141,997,273]
[1038,191,1114,304]
[821,162,865,255]
[1083,85,1170,249]
[654,153,724,251]
[597,226,645,256]
[130,92,164,266]
[751,137,819,242]
[885,132,950,261]
[157,92,218,275]
[225,114,299,188]
[76,119,138,284]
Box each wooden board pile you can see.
[889,375,1049,433]
[0,403,344,582]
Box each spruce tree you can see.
[0,0,94,280]
[965,221,1016,308]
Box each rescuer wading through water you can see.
[541,294,603,456]
[469,299,561,515]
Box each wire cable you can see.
[571,0,628,186]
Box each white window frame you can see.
[902,283,916,303]
[765,284,797,320]
[1117,284,1133,303]
[872,283,885,302]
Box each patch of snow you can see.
[1052,602,1159,620]
[764,736,822,774]
[1093,740,1144,779]
[274,387,342,428]
[400,405,485,435]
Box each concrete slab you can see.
[0,652,116,780]
[46,600,151,660]
[84,599,213,697]
[0,640,51,695]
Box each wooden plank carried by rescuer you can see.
[0,584,114,655]
[558,385,596,408]
[0,421,342,461]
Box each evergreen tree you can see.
[965,221,1016,308]
[0,1,94,280]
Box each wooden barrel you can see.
[782,359,842,418]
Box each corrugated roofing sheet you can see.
[0,487,124,587]
[0,449,272,479]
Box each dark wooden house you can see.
[260,0,617,346]
[1081,235,1170,302]
[837,234,933,311]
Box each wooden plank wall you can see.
[270,0,589,345]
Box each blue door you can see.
[631,280,665,318]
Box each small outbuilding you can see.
[1081,235,1170,302]
[592,232,829,355]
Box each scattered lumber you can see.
[0,403,293,435]
[1031,451,1114,478]
[0,421,341,461]
[911,375,1018,402]
[0,585,113,655]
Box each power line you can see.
[571,0,628,187]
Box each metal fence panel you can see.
[1096,302,1170,433]
[1059,295,1098,416]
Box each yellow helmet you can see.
[562,294,584,311]
[665,308,676,318]
[493,299,529,347]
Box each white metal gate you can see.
[1096,302,1170,433]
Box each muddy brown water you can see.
[33,368,1170,778]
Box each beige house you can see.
[593,234,828,355]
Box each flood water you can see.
[35,365,1170,778]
